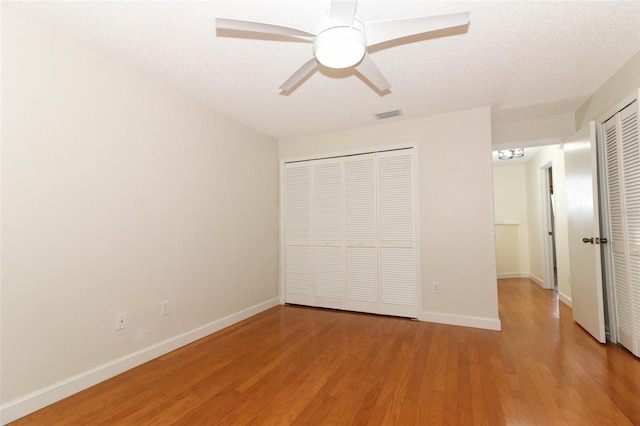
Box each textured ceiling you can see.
[5,1,640,140]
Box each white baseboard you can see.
[559,292,572,308]
[0,297,280,425]
[497,272,529,279]
[497,272,545,286]
[421,311,501,331]
[529,273,544,287]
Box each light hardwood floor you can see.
[10,278,640,425]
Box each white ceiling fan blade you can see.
[365,11,470,47]
[329,0,357,26]
[216,17,314,38]
[280,58,319,91]
[354,53,390,92]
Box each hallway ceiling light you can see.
[498,148,524,160]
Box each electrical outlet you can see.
[115,312,127,330]
[432,282,440,294]
[160,300,170,317]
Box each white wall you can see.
[575,51,640,129]
[492,165,530,277]
[1,8,279,420]
[280,107,501,331]
[492,113,575,148]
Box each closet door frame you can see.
[597,88,640,351]
[279,143,422,319]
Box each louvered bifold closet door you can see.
[377,150,418,318]
[313,159,345,309]
[344,154,379,314]
[603,100,640,357]
[283,148,419,319]
[620,102,640,356]
[284,162,314,306]
[604,115,635,351]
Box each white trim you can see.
[540,162,555,291]
[0,298,280,425]
[280,142,418,164]
[279,161,286,305]
[596,116,618,344]
[497,272,530,279]
[530,273,544,287]
[588,120,608,344]
[559,292,572,308]
[421,311,501,331]
[411,144,423,320]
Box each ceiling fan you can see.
[215,0,470,94]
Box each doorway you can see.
[492,145,572,308]
[542,164,559,292]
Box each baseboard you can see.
[0,297,280,425]
[529,273,544,287]
[497,272,529,279]
[559,292,572,308]
[421,311,502,331]
[498,273,549,290]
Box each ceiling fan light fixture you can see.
[216,3,471,93]
[314,27,366,69]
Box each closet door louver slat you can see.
[284,163,314,306]
[605,115,634,349]
[344,155,379,314]
[313,160,344,309]
[344,155,377,242]
[285,246,313,297]
[378,153,415,243]
[377,151,418,318]
[620,103,640,354]
[345,247,379,313]
[285,165,312,242]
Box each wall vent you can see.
[375,109,402,120]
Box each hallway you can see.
[496,278,640,424]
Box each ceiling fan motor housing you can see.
[313,18,367,69]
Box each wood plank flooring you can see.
[10,278,640,425]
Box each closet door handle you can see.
[583,237,594,244]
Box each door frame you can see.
[596,117,619,343]
[541,162,556,290]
